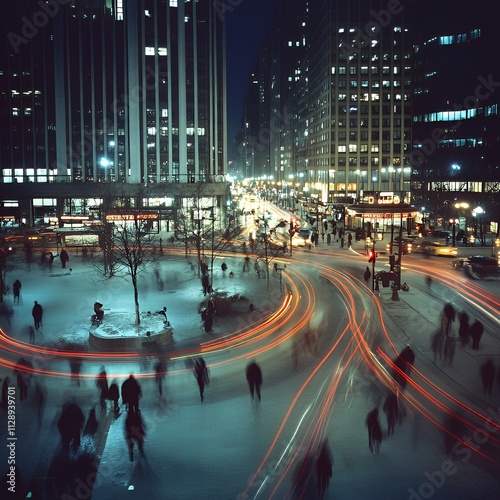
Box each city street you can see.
[1,203,500,499]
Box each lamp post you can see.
[472,206,485,246]
[449,218,459,246]
[356,170,367,202]
[367,232,383,292]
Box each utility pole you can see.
[391,215,403,301]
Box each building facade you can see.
[0,0,228,227]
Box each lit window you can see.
[158,47,167,56]
[145,47,155,56]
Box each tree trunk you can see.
[133,276,140,325]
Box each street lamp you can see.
[472,206,485,245]
[356,170,367,202]
[449,218,459,246]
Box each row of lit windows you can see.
[424,29,481,46]
[336,93,410,102]
[145,47,167,56]
[414,104,498,123]
[336,80,410,88]
[332,66,408,75]
[337,144,406,153]
[439,138,483,148]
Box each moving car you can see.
[387,238,413,255]
[413,240,458,257]
[454,255,500,279]
[292,228,313,247]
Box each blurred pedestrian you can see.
[108,382,120,412]
[366,407,382,454]
[32,301,43,330]
[340,237,345,249]
[458,311,470,347]
[125,409,146,461]
[70,358,82,387]
[243,255,250,272]
[364,266,371,286]
[194,357,209,402]
[12,279,22,304]
[96,366,109,412]
[471,319,484,350]
[13,358,32,402]
[28,326,36,344]
[431,331,444,363]
[442,303,456,336]
[480,359,495,395]
[1,376,10,409]
[155,358,167,396]
[246,360,263,402]
[327,233,331,245]
[35,382,46,426]
[444,336,456,368]
[221,262,227,277]
[60,248,69,268]
[83,407,98,436]
[316,440,333,499]
[121,374,142,412]
[347,233,352,248]
[57,401,85,451]
[383,393,399,436]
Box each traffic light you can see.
[389,254,395,270]
[368,249,376,263]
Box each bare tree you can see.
[99,216,159,326]
[252,216,286,290]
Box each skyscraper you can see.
[0,0,227,225]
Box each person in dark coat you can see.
[366,407,383,454]
[155,359,167,396]
[32,301,43,330]
[125,409,146,461]
[108,382,120,412]
[471,319,484,350]
[59,249,69,268]
[57,401,85,451]
[12,279,21,304]
[69,358,82,387]
[201,274,210,296]
[480,359,495,395]
[316,440,333,499]
[383,393,399,436]
[458,311,470,347]
[96,366,109,412]
[194,357,209,402]
[442,303,456,336]
[392,345,415,389]
[13,358,32,402]
[121,374,142,412]
[364,266,371,286]
[246,360,263,402]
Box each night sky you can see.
[225,0,274,159]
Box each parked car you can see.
[413,240,458,257]
[457,255,500,279]
[292,228,313,247]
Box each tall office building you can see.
[0,0,227,225]
[303,0,412,204]
[410,0,500,227]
